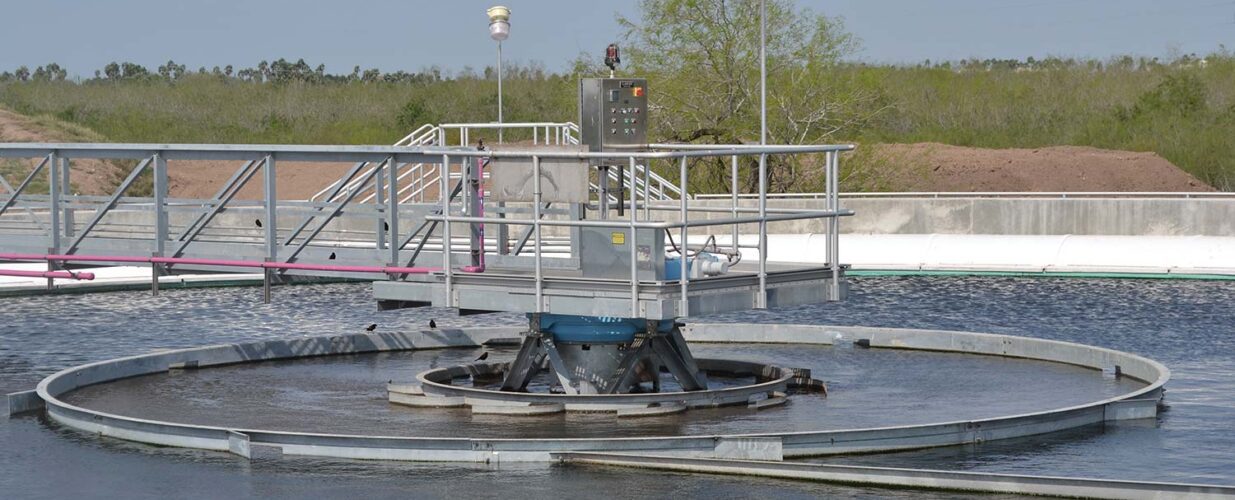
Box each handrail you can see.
[694,191,1230,200]
[309,125,441,202]
[0,141,852,314]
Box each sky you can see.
[1,0,1232,77]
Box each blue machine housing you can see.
[532,313,673,344]
[664,256,690,280]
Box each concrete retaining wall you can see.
[695,197,1235,236]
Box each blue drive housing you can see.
[532,313,674,344]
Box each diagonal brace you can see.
[282,160,369,247]
[512,202,553,256]
[170,159,263,259]
[64,157,152,255]
[398,177,465,270]
[280,158,385,265]
[0,155,50,221]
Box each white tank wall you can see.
[692,234,1235,276]
[694,197,1235,236]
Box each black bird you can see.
[428,319,437,329]
[475,352,489,361]
[365,324,377,331]
[254,219,262,228]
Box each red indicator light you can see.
[632,87,644,97]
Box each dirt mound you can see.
[875,143,1214,192]
[0,108,356,200]
[167,160,357,200]
[0,108,120,195]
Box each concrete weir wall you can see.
[695,196,1235,236]
[6,195,1232,277]
[693,196,1235,276]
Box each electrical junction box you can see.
[578,226,666,281]
[579,78,649,153]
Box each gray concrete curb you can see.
[555,452,1235,500]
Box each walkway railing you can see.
[694,191,1233,200]
[0,142,854,313]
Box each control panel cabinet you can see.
[579,78,648,152]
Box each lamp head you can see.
[487,6,511,41]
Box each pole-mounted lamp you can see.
[487,6,510,143]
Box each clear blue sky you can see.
[2,0,1232,77]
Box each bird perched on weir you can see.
[429,319,437,329]
[365,324,377,331]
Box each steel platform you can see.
[374,262,847,319]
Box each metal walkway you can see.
[0,136,852,317]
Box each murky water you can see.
[3,277,1234,497]
[61,343,1140,439]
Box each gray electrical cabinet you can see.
[578,226,666,281]
[579,78,649,152]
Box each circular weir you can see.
[393,358,817,416]
[29,322,1168,463]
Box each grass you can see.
[0,75,576,146]
[855,57,1235,190]
[2,55,1233,191]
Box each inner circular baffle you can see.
[27,323,1168,462]
[392,358,810,416]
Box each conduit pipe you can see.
[0,269,95,280]
[0,253,439,275]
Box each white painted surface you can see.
[693,234,1235,276]
[0,263,261,292]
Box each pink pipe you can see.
[0,269,96,280]
[0,253,439,275]
[460,157,486,273]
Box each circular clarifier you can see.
[42,323,1159,455]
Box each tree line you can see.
[0,57,566,85]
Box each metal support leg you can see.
[386,157,400,268]
[375,158,387,251]
[598,165,610,218]
[60,156,73,238]
[499,333,544,392]
[647,323,708,392]
[262,259,272,304]
[45,247,55,292]
[151,255,161,296]
[153,154,168,257]
[263,155,278,262]
[497,201,509,255]
[541,336,579,395]
[757,153,768,309]
[616,165,625,217]
[467,158,481,267]
[606,336,654,394]
[48,152,61,254]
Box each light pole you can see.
[487,6,510,143]
[760,0,766,146]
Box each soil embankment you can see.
[874,142,1214,192]
[0,108,119,195]
[0,107,354,199]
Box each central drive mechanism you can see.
[387,316,827,416]
[501,314,708,395]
